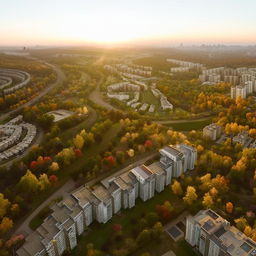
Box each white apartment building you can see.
[17,143,197,256]
[203,123,222,141]
[113,176,136,209]
[71,187,94,226]
[160,145,186,177]
[148,162,166,193]
[91,185,113,224]
[231,85,247,99]
[186,209,256,256]
[177,144,197,170]
[130,165,156,202]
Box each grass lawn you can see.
[72,188,186,255]
[134,235,198,256]
[140,90,161,109]
[166,118,212,131]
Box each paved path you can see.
[14,179,76,236]
[89,84,119,111]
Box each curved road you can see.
[0,63,66,123]
[88,84,212,124]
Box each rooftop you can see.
[148,161,165,175]
[192,210,256,256]
[130,165,154,181]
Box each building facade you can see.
[17,143,197,256]
[186,209,256,256]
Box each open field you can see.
[166,118,212,131]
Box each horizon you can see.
[1,0,256,47]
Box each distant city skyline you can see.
[1,0,256,47]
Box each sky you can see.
[1,0,256,47]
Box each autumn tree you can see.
[183,186,198,205]
[18,170,39,193]
[0,194,10,218]
[49,162,59,172]
[38,174,50,191]
[171,180,183,196]
[202,192,214,209]
[73,134,84,149]
[0,217,13,235]
[225,202,233,214]
[136,229,151,247]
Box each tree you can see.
[0,194,10,218]
[235,217,248,231]
[0,217,13,235]
[244,226,252,237]
[57,148,75,165]
[171,180,183,196]
[38,174,50,191]
[86,243,102,256]
[10,203,20,216]
[183,186,198,205]
[226,202,233,214]
[202,192,214,209]
[145,212,159,227]
[151,222,163,240]
[73,134,84,149]
[49,162,59,172]
[136,229,151,247]
[49,175,58,185]
[18,170,39,193]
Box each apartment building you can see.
[167,59,204,70]
[90,185,113,224]
[0,116,37,161]
[177,144,197,170]
[71,186,93,226]
[203,123,222,141]
[231,85,247,99]
[130,165,156,202]
[160,145,186,177]
[17,143,197,256]
[186,209,256,256]
[148,161,166,193]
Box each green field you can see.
[166,118,212,131]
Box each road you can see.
[88,84,212,124]
[0,62,65,167]
[14,179,76,236]
[14,152,157,236]
[89,84,117,111]
[0,63,66,123]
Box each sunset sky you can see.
[1,0,256,46]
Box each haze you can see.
[1,0,256,46]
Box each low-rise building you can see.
[233,131,253,148]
